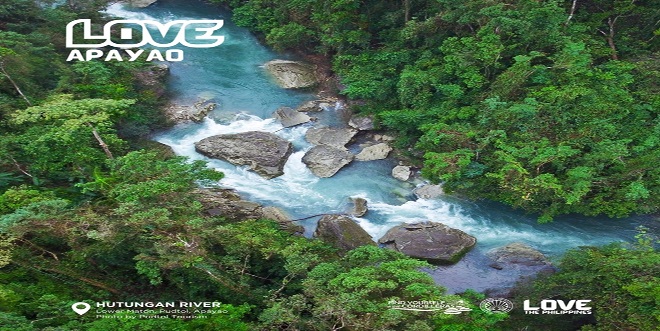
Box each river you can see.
[105,0,652,294]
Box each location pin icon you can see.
[71,302,91,315]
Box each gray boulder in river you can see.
[273,106,312,127]
[314,214,375,253]
[392,165,412,181]
[195,131,292,179]
[355,143,392,161]
[264,60,318,89]
[348,115,375,131]
[305,126,357,149]
[378,222,476,264]
[302,145,354,178]
[414,184,444,199]
[348,197,368,217]
[164,99,216,123]
[487,242,552,269]
[296,100,325,112]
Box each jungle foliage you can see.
[505,228,659,331]
[217,0,660,221]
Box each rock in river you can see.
[348,115,375,131]
[414,184,444,199]
[392,165,411,181]
[378,222,476,264]
[355,143,392,161]
[314,214,375,253]
[487,242,552,269]
[194,188,263,220]
[261,206,304,235]
[348,197,368,217]
[296,100,325,112]
[305,126,357,149]
[264,60,318,89]
[165,99,216,123]
[302,145,354,178]
[195,131,292,179]
[273,106,311,127]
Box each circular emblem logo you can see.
[479,298,513,313]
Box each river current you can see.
[106,0,651,293]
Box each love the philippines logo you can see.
[65,19,224,62]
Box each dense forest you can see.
[216,0,660,221]
[0,0,658,330]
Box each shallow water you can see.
[106,0,652,294]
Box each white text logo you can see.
[65,19,224,62]
[523,299,592,315]
[388,300,472,314]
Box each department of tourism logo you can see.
[387,300,472,314]
[65,19,224,62]
[479,298,514,313]
[523,299,592,315]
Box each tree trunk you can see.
[403,0,411,23]
[599,17,619,60]
[565,0,578,25]
[0,62,32,106]
[87,123,114,159]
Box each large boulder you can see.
[487,243,552,269]
[194,188,263,220]
[193,189,303,234]
[296,100,325,112]
[355,143,392,161]
[348,197,368,217]
[264,60,318,89]
[348,115,375,131]
[261,206,304,235]
[302,145,354,178]
[195,131,292,179]
[392,165,411,181]
[273,107,312,127]
[165,99,216,123]
[305,126,357,149]
[373,134,395,142]
[314,215,375,253]
[378,222,476,264]
[414,184,444,199]
[483,243,555,297]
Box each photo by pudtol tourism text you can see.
[0,0,657,330]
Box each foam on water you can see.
[105,3,168,21]
[156,111,635,256]
[155,115,335,211]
